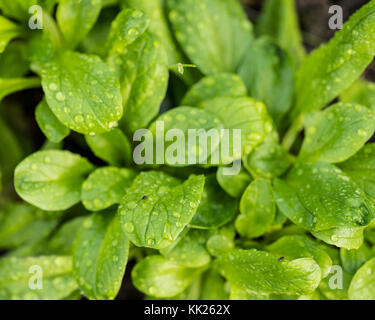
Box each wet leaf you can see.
[14,150,94,211]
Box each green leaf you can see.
[340,243,373,275]
[57,0,102,50]
[348,257,375,300]
[167,0,253,75]
[0,15,22,54]
[0,0,37,21]
[238,37,295,127]
[341,78,375,113]
[266,235,333,278]
[108,32,169,135]
[40,50,123,135]
[0,42,29,78]
[14,150,94,211]
[118,171,205,249]
[181,73,247,107]
[339,144,375,206]
[257,0,305,66]
[0,256,77,300]
[35,99,70,143]
[122,0,199,84]
[160,228,211,268]
[243,135,293,179]
[274,162,374,248]
[73,211,129,300]
[312,227,365,250]
[106,8,149,57]
[47,217,85,255]
[216,165,252,198]
[213,248,321,296]
[148,106,224,166]
[190,174,237,229]
[0,77,40,101]
[85,128,132,167]
[81,167,136,211]
[132,255,205,298]
[235,179,276,239]
[0,202,59,249]
[293,0,375,119]
[299,103,375,163]
[200,97,272,160]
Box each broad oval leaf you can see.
[266,235,333,278]
[57,0,102,50]
[299,103,375,163]
[15,150,94,211]
[41,51,123,135]
[108,32,169,135]
[118,171,205,249]
[213,248,321,296]
[35,99,70,143]
[293,0,375,119]
[274,163,375,248]
[0,256,77,300]
[235,178,276,239]
[181,73,247,107]
[167,0,253,75]
[85,128,132,167]
[190,174,237,229]
[81,167,136,211]
[73,211,129,300]
[132,255,204,298]
[348,257,375,300]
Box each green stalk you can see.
[281,114,304,151]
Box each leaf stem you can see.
[281,115,304,151]
[42,12,64,48]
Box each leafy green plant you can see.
[2,0,375,301]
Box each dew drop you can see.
[56,92,66,102]
[49,83,58,91]
[124,222,135,233]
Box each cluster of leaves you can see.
[2,0,375,300]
